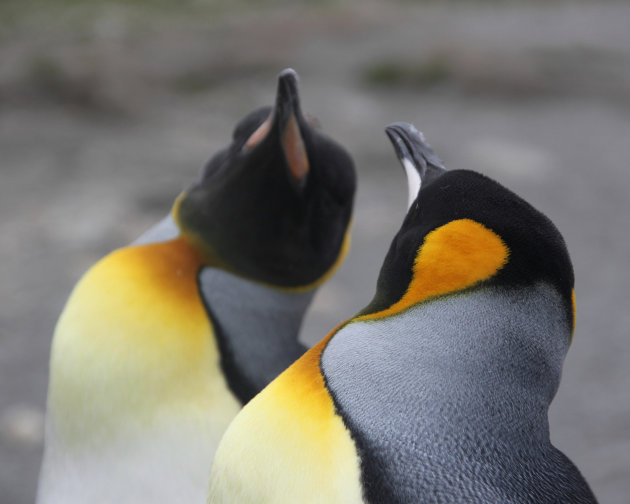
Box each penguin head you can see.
[362,122,574,331]
[174,69,356,289]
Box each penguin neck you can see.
[41,227,244,502]
[406,282,570,427]
[198,267,313,405]
[324,282,572,445]
[136,213,314,404]
[46,230,241,443]
[422,283,568,405]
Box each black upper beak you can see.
[272,68,309,189]
[385,122,445,209]
[273,69,304,124]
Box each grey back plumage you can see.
[322,283,598,504]
[199,268,313,403]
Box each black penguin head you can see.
[174,69,356,289]
[362,122,575,329]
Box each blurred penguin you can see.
[37,69,356,504]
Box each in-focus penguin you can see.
[37,69,356,504]
[207,122,598,503]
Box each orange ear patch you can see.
[282,113,309,184]
[360,219,509,321]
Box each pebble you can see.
[0,404,45,448]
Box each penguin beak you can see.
[385,122,446,209]
[271,68,310,190]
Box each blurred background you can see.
[2,0,629,502]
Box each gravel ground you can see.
[2,2,629,503]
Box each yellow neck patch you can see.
[49,237,239,445]
[359,218,509,321]
[209,321,364,502]
[263,323,342,427]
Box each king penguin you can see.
[37,69,356,504]
[207,122,598,503]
